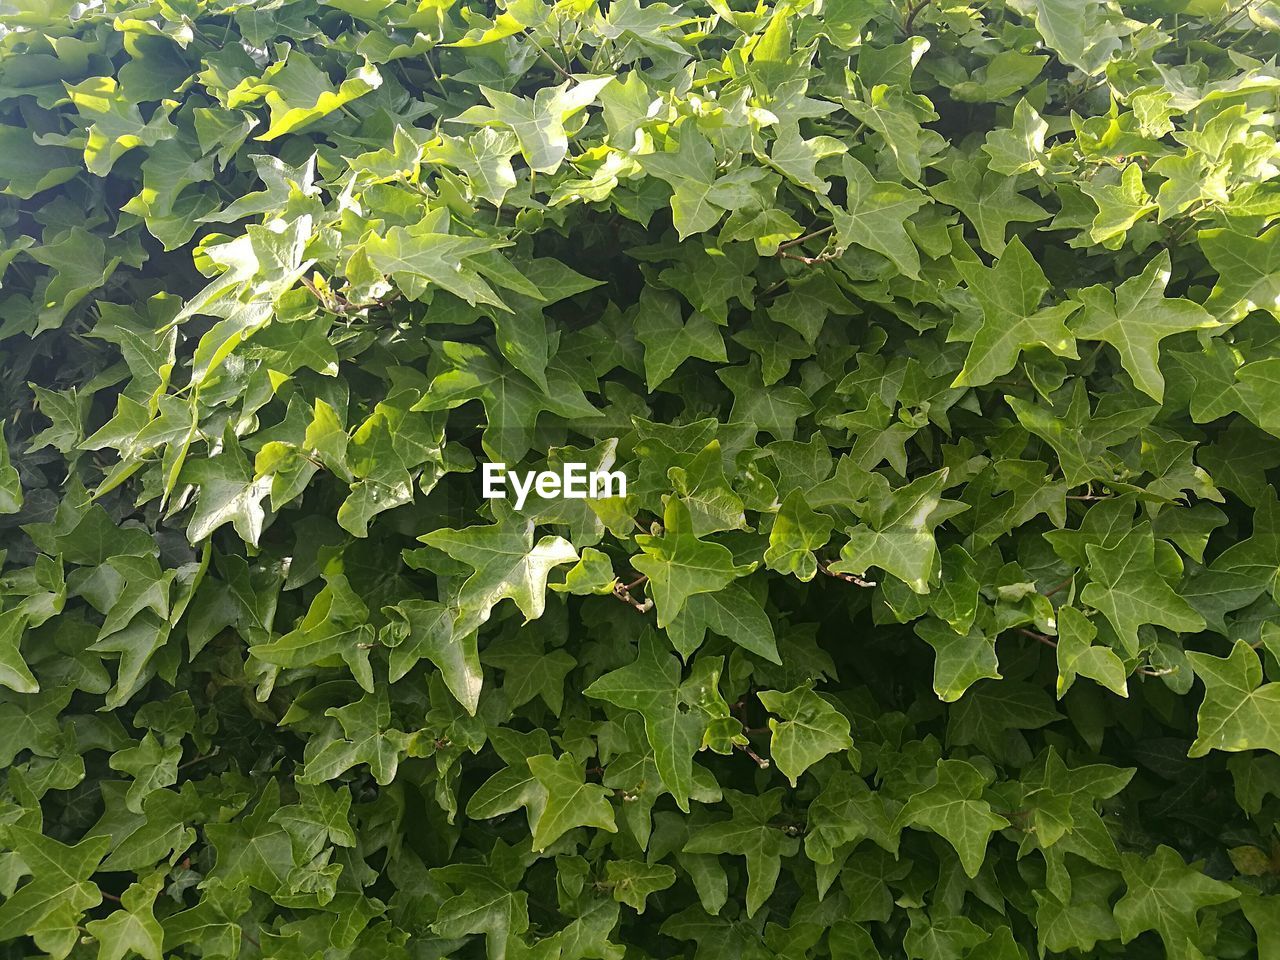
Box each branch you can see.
[612,576,653,613]
[817,559,877,588]
[736,741,771,768]
[1043,576,1074,599]
[1018,627,1058,649]
[902,0,929,33]
[778,224,835,251]
[778,251,836,266]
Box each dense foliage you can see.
[3,0,1280,956]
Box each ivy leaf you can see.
[1056,605,1128,699]
[895,759,1010,878]
[431,858,529,960]
[0,610,38,694]
[640,127,768,239]
[415,341,602,462]
[527,753,618,851]
[364,227,508,309]
[84,873,164,960]
[250,574,375,692]
[825,156,927,279]
[915,617,1001,702]
[831,468,965,593]
[64,76,176,176]
[181,434,273,547]
[481,627,577,715]
[584,631,706,811]
[1080,523,1205,656]
[758,682,853,786]
[449,77,613,174]
[929,160,1048,256]
[1007,379,1156,488]
[247,53,382,141]
[0,828,109,953]
[1202,224,1280,321]
[982,99,1048,176]
[304,689,411,785]
[635,289,727,390]
[381,600,481,713]
[1016,0,1116,74]
[1114,846,1240,954]
[665,583,780,664]
[952,237,1078,388]
[1072,249,1218,401]
[683,789,800,918]
[764,489,833,582]
[0,422,22,514]
[421,516,578,636]
[1080,164,1158,249]
[1187,640,1280,758]
[631,499,757,628]
[605,860,676,914]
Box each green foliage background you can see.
[2,0,1280,956]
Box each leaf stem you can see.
[528,32,572,79]
[1018,627,1058,649]
[1043,576,1074,598]
[778,224,835,251]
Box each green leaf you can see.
[929,161,1048,257]
[527,752,618,850]
[1202,224,1280,321]
[635,289,727,390]
[895,759,1010,878]
[1114,846,1240,954]
[683,789,800,918]
[665,583,780,663]
[0,421,23,515]
[450,77,613,174]
[831,468,965,593]
[1055,605,1128,699]
[250,574,375,692]
[421,516,578,636]
[982,99,1048,176]
[758,681,853,785]
[249,53,382,141]
[0,828,109,951]
[382,599,482,714]
[1080,163,1158,249]
[1071,249,1218,401]
[764,489,833,582]
[584,631,706,811]
[915,617,1001,702]
[825,156,927,279]
[364,226,508,308]
[640,126,768,239]
[632,499,757,628]
[951,236,1078,388]
[84,873,164,960]
[1080,523,1205,656]
[1017,0,1116,74]
[605,859,676,913]
[0,609,38,694]
[1188,640,1280,758]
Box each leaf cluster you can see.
[2,0,1280,958]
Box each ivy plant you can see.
[1,0,1280,958]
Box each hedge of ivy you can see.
[2,0,1280,957]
